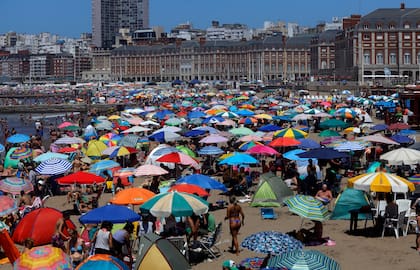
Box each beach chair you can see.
[382,211,406,239]
[260,208,277,220]
[198,222,222,259]
[167,235,189,262]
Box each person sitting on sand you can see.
[299,220,323,243]
[315,184,333,205]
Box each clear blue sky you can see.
[0,0,418,37]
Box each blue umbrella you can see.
[398,129,417,135]
[6,134,30,144]
[371,124,389,131]
[79,204,140,224]
[197,146,224,155]
[219,152,258,165]
[202,116,224,124]
[193,126,220,134]
[154,109,174,120]
[258,124,282,132]
[176,174,227,192]
[297,138,321,149]
[236,109,255,117]
[283,149,307,161]
[183,129,206,138]
[89,160,120,174]
[390,134,413,144]
[297,148,349,159]
[35,158,72,175]
[273,115,293,121]
[187,111,206,119]
[241,231,303,255]
[148,131,181,143]
[0,143,4,153]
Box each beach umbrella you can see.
[183,129,206,138]
[236,109,255,116]
[176,145,196,157]
[118,134,141,148]
[101,146,132,159]
[246,145,279,156]
[58,121,77,129]
[134,164,169,176]
[165,117,185,126]
[292,114,313,121]
[6,133,30,144]
[370,124,389,131]
[216,119,236,126]
[274,128,308,139]
[89,160,120,174]
[33,152,68,163]
[79,204,140,224]
[258,124,282,132]
[238,141,263,151]
[187,111,206,119]
[380,147,420,165]
[304,108,323,115]
[110,187,155,205]
[334,141,366,152]
[335,108,357,119]
[297,138,320,149]
[348,172,415,193]
[219,152,258,165]
[85,140,108,157]
[237,134,263,142]
[140,191,209,218]
[229,127,255,136]
[343,127,361,134]
[267,250,341,270]
[283,195,330,222]
[297,148,348,160]
[75,254,129,270]
[168,184,209,197]
[57,147,78,153]
[12,207,75,246]
[398,129,417,136]
[239,117,258,125]
[216,111,239,119]
[320,119,348,129]
[113,167,136,178]
[0,195,18,217]
[408,174,420,185]
[197,146,224,155]
[9,147,32,160]
[199,134,228,144]
[35,158,72,175]
[0,177,33,195]
[176,174,228,192]
[269,137,301,147]
[54,137,85,145]
[390,134,413,144]
[282,149,307,161]
[0,143,4,153]
[13,246,72,270]
[122,126,150,134]
[140,120,160,126]
[202,116,225,124]
[241,231,303,255]
[357,134,400,145]
[193,126,220,134]
[57,171,105,185]
[156,152,199,166]
[148,131,181,143]
[99,133,122,147]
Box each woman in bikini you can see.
[225,196,244,255]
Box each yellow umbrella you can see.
[348,172,415,193]
[85,140,108,157]
[344,127,361,134]
[108,115,121,120]
[254,113,273,120]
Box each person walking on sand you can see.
[225,196,244,255]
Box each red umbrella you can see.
[57,147,78,153]
[269,137,301,147]
[12,207,76,246]
[57,171,105,185]
[389,122,410,130]
[156,152,200,166]
[168,184,209,197]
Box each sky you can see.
[0,0,419,38]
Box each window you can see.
[376,53,384,64]
[330,61,335,68]
[404,34,411,40]
[376,33,383,40]
[363,53,370,65]
[389,34,396,40]
[404,23,410,29]
[404,53,411,64]
[376,24,382,30]
[321,61,327,69]
[363,24,369,30]
[389,24,395,29]
[363,34,370,40]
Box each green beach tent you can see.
[4,147,20,169]
[250,172,294,207]
[331,188,371,220]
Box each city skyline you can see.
[0,0,419,37]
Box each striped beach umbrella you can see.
[333,141,366,152]
[197,146,224,155]
[335,108,357,119]
[267,250,341,270]
[140,191,209,218]
[408,174,420,185]
[0,195,18,216]
[274,128,308,139]
[348,172,415,193]
[0,177,33,195]
[283,195,330,222]
[35,158,72,175]
[9,147,32,160]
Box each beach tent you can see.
[250,172,294,207]
[134,233,190,270]
[331,188,371,220]
[4,147,19,168]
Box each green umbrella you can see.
[283,195,330,222]
[165,117,185,126]
[320,119,348,129]
[176,145,196,157]
[319,130,341,137]
[229,127,255,136]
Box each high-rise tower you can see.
[92,0,149,48]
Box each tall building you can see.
[92,0,149,49]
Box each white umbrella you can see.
[153,126,182,133]
[135,164,169,176]
[357,134,400,145]
[334,141,366,152]
[35,158,73,175]
[122,126,151,133]
[380,148,420,165]
[140,120,160,126]
[199,134,228,144]
[54,137,85,145]
[292,114,312,121]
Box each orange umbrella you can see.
[110,187,155,205]
[0,227,20,264]
[168,184,210,197]
[269,137,301,147]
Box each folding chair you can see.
[198,222,222,259]
[260,208,277,219]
